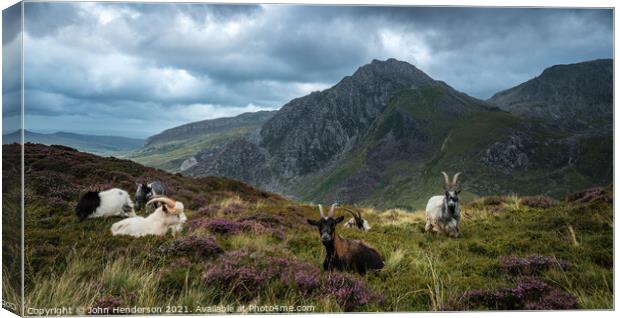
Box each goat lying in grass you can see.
[425,171,462,237]
[76,188,136,221]
[111,197,186,237]
[343,207,371,231]
[307,203,384,275]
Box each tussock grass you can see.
[218,195,245,208]
[11,144,613,312]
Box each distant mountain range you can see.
[2,130,144,155]
[132,58,613,209]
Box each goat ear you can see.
[456,189,461,195]
[335,216,345,224]
[162,204,169,213]
[307,219,319,227]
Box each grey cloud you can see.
[16,3,613,137]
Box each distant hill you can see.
[181,58,612,209]
[144,110,276,147]
[487,59,612,133]
[125,111,276,172]
[2,130,144,155]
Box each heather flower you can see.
[202,251,380,310]
[521,196,558,209]
[222,203,245,216]
[238,213,285,226]
[524,288,578,310]
[500,255,569,275]
[322,272,382,311]
[159,235,222,258]
[452,277,577,310]
[197,204,221,217]
[189,218,287,240]
[191,218,245,234]
[202,251,279,300]
[566,187,612,204]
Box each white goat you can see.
[76,188,136,221]
[110,197,186,237]
[425,172,462,237]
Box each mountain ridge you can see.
[125,58,612,209]
[144,110,276,147]
[487,59,612,133]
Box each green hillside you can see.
[296,87,612,209]
[125,111,275,173]
[3,144,612,313]
[124,126,254,172]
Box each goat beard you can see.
[447,205,458,216]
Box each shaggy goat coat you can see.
[110,200,186,237]
[425,195,460,237]
[324,234,384,275]
[76,188,135,221]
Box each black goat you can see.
[135,181,166,211]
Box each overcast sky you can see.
[2,2,613,138]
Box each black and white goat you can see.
[343,207,371,231]
[425,172,462,237]
[307,203,384,275]
[135,181,166,211]
[111,196,187,237]
[76,188,136,221]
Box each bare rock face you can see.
[186,58,448,191]
[487,59,612,133]
[259,58,441,177]
[182,58,611,206]
[186,138,272,187]
[179,157,198,171]
[481,134,533,172]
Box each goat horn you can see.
[452,172,462,186]
[318,204,325,219]
[146,197,178,214]
[343,207,358,219]
[328,203,337,217]
[441,171,450,188]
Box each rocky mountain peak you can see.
[349,58,437,89]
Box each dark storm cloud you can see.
[2,2,22,135]
[19,3,613,137]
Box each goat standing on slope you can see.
[343,208,371,232]
[111,197,187,237]
[425,172,462,237]
[307,203,383,275]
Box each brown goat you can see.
[307,203,384,275]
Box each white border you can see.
[0,1,617,318]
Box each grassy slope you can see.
[5,144,612,312]
[296,87,612,210]
[123,127,254,172]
